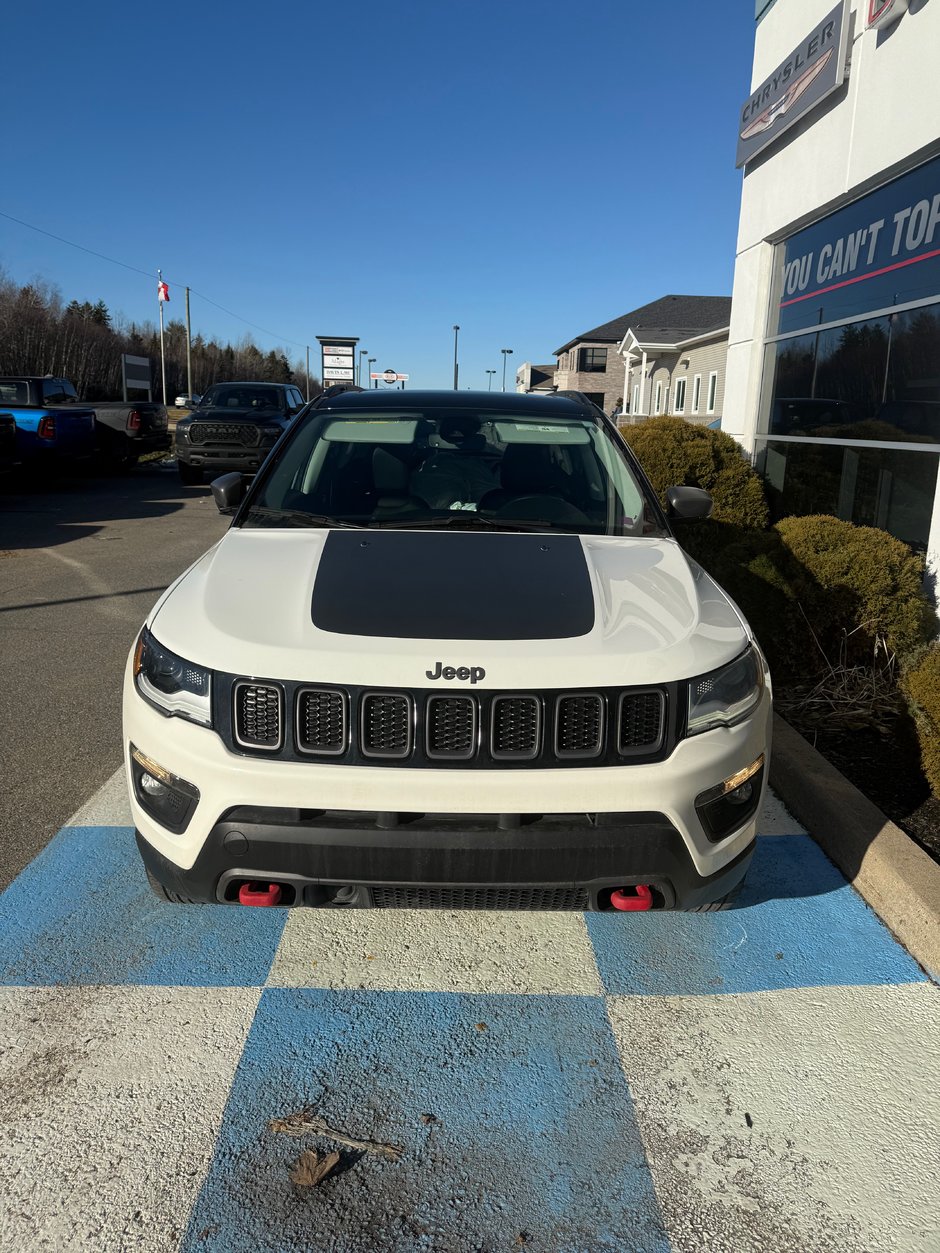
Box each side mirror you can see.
[211,472,246,515]
[666,485,713,521]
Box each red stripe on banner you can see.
[780,246,940,308]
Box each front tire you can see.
[686,882,743,912]
[145,867,204,905]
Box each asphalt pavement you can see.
[0,460,228,888]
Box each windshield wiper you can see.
[243,507,364,529]
[368,513,569,533]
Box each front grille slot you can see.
[296,688,347,755]
[371,886,589,910]
[555,694,604,758]
[618,691,665,754]
[234,682,283,751]
[426,695,477,760]
[361,693,413,759]
[189,422,261,447]
[490,695,541,760]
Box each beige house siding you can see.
[622,333,728,425]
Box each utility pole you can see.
[305,345,310,401]
[185,286,193,403]
[158,269,167,407]
[453,325,460,390]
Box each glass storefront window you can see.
[765,300,940,442]
[755,439,939,553]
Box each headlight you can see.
[687,646,763,736]
[133,627,212,726]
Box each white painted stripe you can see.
[608,983,940,1253]
[269,909,603,994]
[0,986,261,1249]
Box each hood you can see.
[150,528,749,688]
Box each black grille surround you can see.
[189,421,261,447]
[216,672,681,769]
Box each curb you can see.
[770,712,940,979]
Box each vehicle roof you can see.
[205,381,292,388]
[317,389,599,418]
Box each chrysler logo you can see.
[740,49,833,140]
[868,0,909,30]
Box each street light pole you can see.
[501,348,513,391]
[358,350,367,387]
[452,325,460,391]
[486,370,496,390]
[368,357,376,390]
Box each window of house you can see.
[579,347,608,373]
[654,381,663,414]
[674,378,686,414]
[632,383,640,413]
[707,372,718,414]
[692,375,702,414]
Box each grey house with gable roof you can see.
[544,295,731,425]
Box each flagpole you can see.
[158,268,167,407]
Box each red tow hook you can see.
[610,885,653,912]
[238,882,283,907]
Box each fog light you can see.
[139,772,168,799]
[130,745,200,834]
[695,756,764,843]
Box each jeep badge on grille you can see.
[426,662,486,684]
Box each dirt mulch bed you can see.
[781,702,940,864]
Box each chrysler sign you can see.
[736,1,849,168]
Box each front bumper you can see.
[176,444,271,473]
[136,809,755,910]
[123,653,772,909]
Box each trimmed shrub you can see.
[902,645,940,796]
[775,515,935,660]
[622,416,769,529]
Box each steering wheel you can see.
[492,494,591,525]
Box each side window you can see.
[292,389,305,410]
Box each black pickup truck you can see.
[0,376,170,471]
[174,381,308,484]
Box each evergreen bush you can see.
[622,416,769,529]
[902,646,940,796]
[775,516,935,661]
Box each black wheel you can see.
[686,882,743,912]
[178,461,203,485]
[145,867,204,905]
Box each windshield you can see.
[240,407,666,537]
[198,385,282,411]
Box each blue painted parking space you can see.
[183,989,670,1253]
[0,783,937,1251]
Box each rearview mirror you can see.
[211,472,246,515]
[666,485,713,521]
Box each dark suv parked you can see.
[175,382,307,484]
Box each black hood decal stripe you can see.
[312,531,595,640]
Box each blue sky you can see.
[2,0,757,390]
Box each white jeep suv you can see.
[123,389,771,912]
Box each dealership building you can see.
[725,0,940,568]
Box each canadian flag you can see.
[158,279,170,302]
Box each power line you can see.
[0,207,308,352]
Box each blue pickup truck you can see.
[0,376,170,472]
[0,376,97,470]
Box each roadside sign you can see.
[324,367,356,380]
[370,371,410,383]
